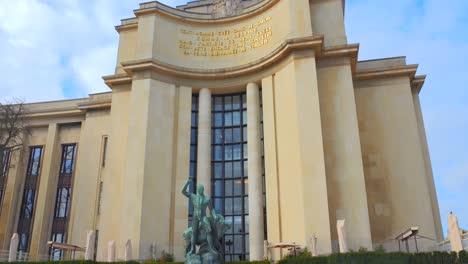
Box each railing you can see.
[0,250,9,262]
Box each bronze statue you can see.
[182,179,228,264]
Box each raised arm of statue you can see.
[182,179,192,198]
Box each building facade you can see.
[0,0,442,261]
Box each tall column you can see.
[197,88,212,195]
[247,83,265,260]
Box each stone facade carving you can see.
[212,0,243,19]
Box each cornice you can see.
[102,36,423,91]
[411,75,426,94]
[354,64,418,81]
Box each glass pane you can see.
[233,144,241,160]
[213,163,222,179]
[242,95,247,108]
[243,143,248,159]
[243,161,248,177]
[243,126,247,141]
[214,113,223,127]
[234,216,243,234]
[190,162,196,177]
[232,96,241,110]
[233,112,241,126]
[225,198,233,215]
[224,112,232,126]
[225,162,233,178]
[234,235,243,253]
[234,179,243,196]
[225,235,234,254]
[245,235,250,254]
[225,180,233,196]
[225,216,234,234]
[233,162,242,178]
[191,128,197,144]
[214,198,223,212]
[214,180,223,197]
[242,110,247,125]
[244,197,249,213]
[214,97,223,111]
[214,146,223,161]
[190,147,196,161]
[233,128,241,143]
[224,128,232,144]
[214,129,223,144]
[191,112,197,126]
[224,145,233,160]
[233,197,243,214]
[225,97,232,110]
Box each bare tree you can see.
[0,100,29,179]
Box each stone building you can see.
[0,0,442,262]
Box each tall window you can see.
[17,146,43,252]
[50,144,76,260]
[188,95,198,224]
[211,93,249,261]
[0,148,11,212]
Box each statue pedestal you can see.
[186,252,223,264]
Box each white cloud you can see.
[0,0,185,102]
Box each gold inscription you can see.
[179,16,273,57]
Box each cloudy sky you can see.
[0,0,467,238]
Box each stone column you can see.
[247,83,265,260]
[197,88,212,195]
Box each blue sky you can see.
[0,0,466,239]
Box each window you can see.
[50,144,77,255]
[20,189,36,219]
[0,148,11,211]
[50,233,65,260]
[60,145,76,175]
[102,137,108,167]
[211,93,250,262]
[18,233,29,252]
[188,95,198,223]
[27,147,42,176]
[17,146,43,252]
[54,187,71,218]
[1,148,10,177]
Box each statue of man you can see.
[182,179,218,255]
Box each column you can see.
[247,83,265,260]
[197,88,212,195]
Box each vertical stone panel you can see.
[273,57,332,254]
[317,59,373,251]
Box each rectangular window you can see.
[188,95,198,223]
[54,187,71,218]
[17,146,43,252]
[50,144,76,255]
[50,232,65,260]
[102,137,108,168]
[0,148,11,212]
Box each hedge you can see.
[278,251,468,264]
